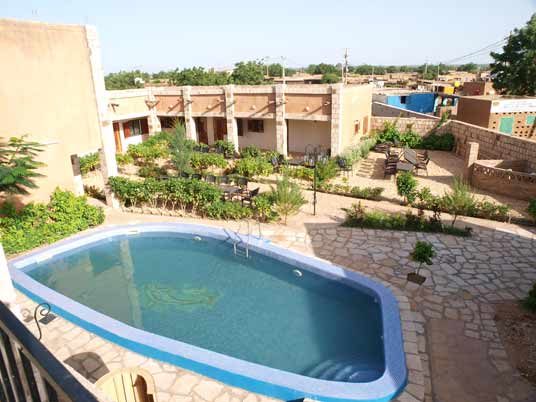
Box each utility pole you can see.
[343,48,349,84]
[424,61,428,76]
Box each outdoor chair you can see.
[384,158,397,178]
[96,368,156,402]
[270,156,280,171]
[219,176,230,184]
[404,149,429,176]
[337,158,352,176]
[191,173,202,180]
[236,177,248,192]
[205,175,216,184]
[241,187,260,206]
[201,147,210,153]
[180,171,190,179]
[215,145,224,154]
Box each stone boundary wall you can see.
[371,114,536,171]
[436,120,536,171]
[371,116,439,136]
[372,101,440,120]
[471,160,536,201]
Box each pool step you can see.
[305,359,383,383]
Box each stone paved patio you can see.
[11,205,536,402]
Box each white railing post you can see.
[0,243,21,318]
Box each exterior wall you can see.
[340,84,372,151]
[108,89,151,120]
[285,94,331,117]
[462,82,495,96]
[0,19,103,203]
[191,94,226,116]
[489,112,536,139]
[372,102,439,120]
[405,93,436,114]
[371,116,439,137]
[287,120,330,153]
[471,160,536,201]
[234,93,276,118]
[237,119,277,150]
[456,97,491,128]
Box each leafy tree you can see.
[442,178,475,227]
[231,61,265,85]
[0,136,44,195]
[169,67,230,86]
[491,14,536,95]
[306,63,341,76]
[270,175,306,224]
[456,63,478,73]
[321,73,340,83]
[104,70,150,90]
[396,172,417,204]
[268,63,284,77]
[168,123,195,173]
[410,241,435,276]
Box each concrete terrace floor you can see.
[13,196,536,402]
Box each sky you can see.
[2,0,536,73]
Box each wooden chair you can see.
[95,368,157,402]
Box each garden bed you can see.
[495,301,536,386]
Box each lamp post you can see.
[304,144,327,216]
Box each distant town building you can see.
[456,95,536,138]
[373,89,458,115]
[461,81,496,96]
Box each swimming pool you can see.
[9,223,407,402]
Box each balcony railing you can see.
[0,302,100,402]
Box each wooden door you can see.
[113,122,122,153]
[214,118,227,141]
[195,118,208,144]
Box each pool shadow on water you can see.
[64,352,109,383]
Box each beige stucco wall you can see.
[0,19,102,203]
[108,90,151,120]
[237,119,277,150]
[287,120,330,153]
[340,84,372,150]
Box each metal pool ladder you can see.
[232,220,262,259]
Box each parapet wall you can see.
[371,116,440,136]
[372,102,439,119]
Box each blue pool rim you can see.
[9,223,407,402]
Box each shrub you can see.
[138,165,167,178]
[522,282,536,313]
[339,137,377,165]
[204,201,253,220]
[234,157,273,177]
[376,120,400,144]
[0,136,44,196]
[317,182,384,201]
[127,133,170,166]
[396,172,418,204]
[315,159,338,183]
[528,198,536,223]
[399,127,422,148]
[252,193,279,222]
[442,178,475,227]
[0,189,104,255]
[79,152,100,175]
[411,241,435,275]
[421,132,455,151]
[240,145,262,159]
[214,140,235,157]
[190,152,227,171]
[343,203,471,237]
[116,153,134,166]
[169,123,194,173]
[270,175,307,224]
[282,166,315,181]
[83,185,106,201]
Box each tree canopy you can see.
[0,136,44,196]
[230,61,265,85]
[104,70,150,90]
[491,13,536,96]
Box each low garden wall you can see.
[371,116,440,137]
[372,102,440,119]
[471,160,536,201]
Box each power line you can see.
[443,37,508,65]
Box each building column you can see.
[224,85,239,152]
[85,25,119,209]
[70,155,85,196]
[330,84,343,156]
[147,87,161,133]
[275,84,287,156]
[183,86,197,141]
[463,141,479,182]
[0,244,20,318]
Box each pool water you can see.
[27,232,385,382]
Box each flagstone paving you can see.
[12,209,536,402]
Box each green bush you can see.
[234,157,273,177]
[338,137,377,165]
[522,282,536,313]
[399,127,422,148]
[282,166,314,181]
[190,152,227,171]
[79,152,100,175]
[252,193,279,222]
[421,132,455,151]
[270,175,307,224]
[0,189,104,255]
[138,165,167,178]
[376,120,400,144]
[317,182,384,201]
[204,201,253,220]
[343,202,471,237]
[240,145,262,159]
[127,134,170,165]
[168,123,194,174]
[0,136,44,196]
[115,153,134,166]
[315,159,338,183]
[396,172,418,204]
[528,198,536,222]
[442,178,475,227]
[213,140,235,157]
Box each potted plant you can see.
[407,241,435,285]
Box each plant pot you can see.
[407,272,426,285]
